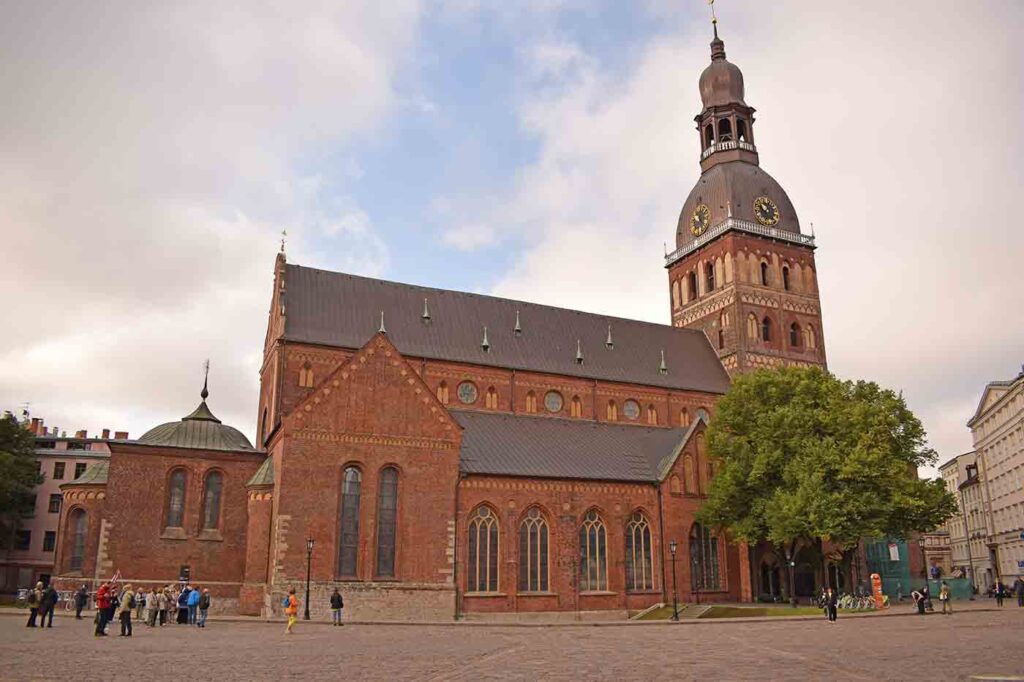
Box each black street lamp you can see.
[304,538,314,621]
[669,540,679,621]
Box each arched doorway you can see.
[793,546,817,598]
[760,556,781,601]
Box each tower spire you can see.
[201,359,210,401]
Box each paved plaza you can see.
[2,608,1023,681]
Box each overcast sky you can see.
[2,1,1021,475]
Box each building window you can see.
[746,314,758,340]
[70,509,86,571]
[436,381,449,405]
[544,390,563,413]
[338,466,362,578]
[646,405,658,425]
[165,469,187,528]
[688,272,698,300]
[804,325,817,350]
[468,506,499,592]
[15,530,31,551]
[789,323,800,348]
[680,408,691,427]
[37,440,56,449]
[570,396,582,418]
[298,362,314,388]
[690,523,721,591]
[606,400,618,421]
[782,265,791,291]
[457,381,479,405]
[579,510,607,592]
[53,462,66,480]
[717,117,733,141]
[672,280,681,309]
[525,391,537,414]
[48,493,62,514]
[669,474,682,495]
[43,530,56,553]
[201,471,223,530]
[623,400,640,421]
[625,512,654,591]
[718,328,725,349]
[376,467,398,578]
[705,262,716,292]
[761,317,772,342]
[485,387,498,409]
[684,456,696,494]
[518,507,549,592]
[74,463,87,479]
[760,261,770,286]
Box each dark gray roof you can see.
[247,456,274,486]
[283,264,731,394]
[61,461,109,486]
[137,396,255,453]
[454,411,688,482]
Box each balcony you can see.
[700,139,757,161]
[666,217,816,266]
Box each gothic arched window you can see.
[570,395,582,418]
[376,467,398,577]
[646,405,658,425]
[672,279,681,309]
[704,124,715,148]
[518,507,549,592]
[298,361,314,388]
[705,262,716,292]
[782,265,791,291]
[338,466,362,577]
[625,512,654,591]
[606,400,618,421]
[436,381,449,405]
[688,272,698,300]
[165,469,186,529]
[468,506,499,592]
[761,317,772,342]
[789,322,800,348]
[485,386,498,409]
[201,471,223,530]
[579,510,607,592]
[737,118,748,141]
[760,261,770,286]
[680,408,691,427]
[746,314,758,340]
[690,523,721,591]
[717,118,733,142]
[69,508,87,572]
[525,391,537,413]
[684,456,696,494]
[805,325,817,350]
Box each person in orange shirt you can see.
[284,588,299,634]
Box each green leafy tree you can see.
[697,366,957,602]
[0,412,43,548]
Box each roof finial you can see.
[709,0,726,61]
[280,229,287,254]
[201,359,210,401]
[575,339,584,365]
[606,325,614,350]
[514,310,522,336]
[710,0,718,39]
[659,349,668,375]
[481,325,490,352]
[810,221,816,238]
[378,311,387,334]
[422,298,431,323]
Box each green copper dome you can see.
[137,380,255,452]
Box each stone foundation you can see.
[461,609,630,623]
[267,580,455,621]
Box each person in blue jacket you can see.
[187,585,201,625]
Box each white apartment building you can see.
[968,367,1024,582]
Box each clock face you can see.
[690,204,711,236]
[753,196,780,226]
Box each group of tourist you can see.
[91,581,212,637]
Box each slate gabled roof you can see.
[454,411,689,482]
[247,456,274,487]
[282,264,731,394]
[61,461,109,487]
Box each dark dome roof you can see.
[676,161,801,249]
[137,385,255,452]
[699,35,746,110]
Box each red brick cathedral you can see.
[54,27,825,619]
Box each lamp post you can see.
[669,540,679,621]
[304,537,314,621]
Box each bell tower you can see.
[665,22,826,375]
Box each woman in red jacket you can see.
[94,583,112,637]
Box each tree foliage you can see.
[696,366,958,553]
[0,412,43,547]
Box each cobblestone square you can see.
[2,608,1023,681]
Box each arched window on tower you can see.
[760,261,770,286]
[804,325,817,350]
[688,271,699,300]
[705,262,716,292]
[746,314,758,340]
[789,323,800,348]
[704,124,715,148]
[717,118,733,142]
[737,118,748,142]
[782,265,791,291]
[672,280,681,309]
[69,508,87,572]
[718,328,725,350]
[761,317,772,343]
[338,466,361,577]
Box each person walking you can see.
[74,585,88,619]
[995,580,1006,607]
[94,582,112,636]
[187,585,201,625]
[824,587,838,623]
[118,583,135,637]
[939,581,952,615]
[330,588,344,626]
[284,588,299,635]
[197,589,211,628]
[40,583,59,628]
[1013,576,1024,608]
[25,582,43,628]
[145,587,158,627]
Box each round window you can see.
[544,390,563,413]
[457,381,479,405]
[623,399,640,420]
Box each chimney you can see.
[101,428,110,439]
[114,431,128,440]
[75,429,87,439]
[30,418,41,435]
